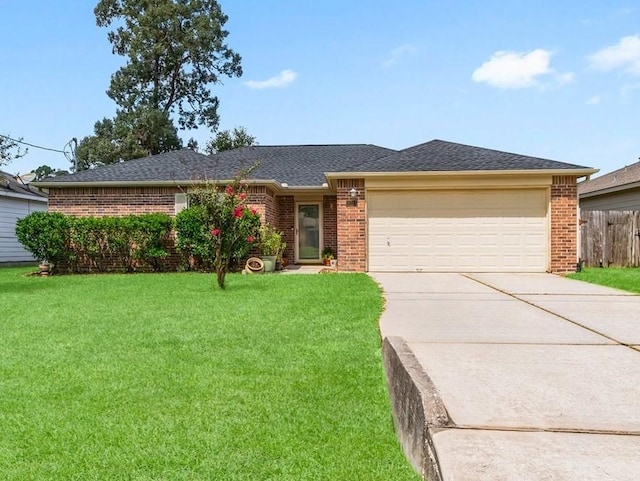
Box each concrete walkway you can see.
[372,272,640,481]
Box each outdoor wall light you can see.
[349,187,358,198]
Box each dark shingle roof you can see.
[1,171,47,199]
[207,144,396,185]
[38,140,593,188]
[41,149,213,184]
[344,140,591,172]
[41,145,396,186]
[578,161,640,195]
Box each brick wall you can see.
[248,186,278,226]
[336,179,366,271]
[47,186,182,272]
[323,195,338,255]
[550,175,579,273]
[277,195,295,261]
[48,186,180,216]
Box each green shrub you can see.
[70,216,110,271]
[174,205,216,270]
[15,212,72,271]
[15,212,173,274]
[129,213,173,272]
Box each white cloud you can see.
[382,44,417,67]
[589,35,640,75]
[472,49,571,89]
[244,69,298,89]
[585,95,601,105]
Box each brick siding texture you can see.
[48,186,180,217]
[550,175,579,273]
[276,195,295,261]
[323,195,338,255]
[336,179,366,272]
[248,186,278,227]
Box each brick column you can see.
[277,195,295,261]
[322,195,338,254]
[550,175,578,273]
[336,179,366,271]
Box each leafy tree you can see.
[186,137,199,152]
[95,0,242,131]
[76,0,241,171]
[206,126,257,154]
[0,135,28,165]
[75,109,182,170]
[32,165,69,181]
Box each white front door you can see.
[296,203,322,263]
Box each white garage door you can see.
[368,189,548,272]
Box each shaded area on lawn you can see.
[0,268,419,481]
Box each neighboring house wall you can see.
[336,179,366,272]
[580,186,640,211]
[0,196,48,263]
[550,175,579,273]
[48,186,179,216]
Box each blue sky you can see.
[1,0,639,177]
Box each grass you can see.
[0,267,419,481]
[568,267,640,294]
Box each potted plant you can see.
[321,246,335,266]
[257,224,285,272]
[275,241,288,271]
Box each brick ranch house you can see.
[35,140,596,273]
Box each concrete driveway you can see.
[372,272,640,481]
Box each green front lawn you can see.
[568,267,640,294]
[0,268,418,480]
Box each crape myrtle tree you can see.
[189,169,261,289]
[76,0,242,170]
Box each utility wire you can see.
[0,133,66,153]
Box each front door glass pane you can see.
[298,204,320,259]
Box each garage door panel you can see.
[368,189,548,272]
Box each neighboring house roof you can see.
[578,160,640,196]
[345,140,591,173]
[34,140,595,188]
[0,171,48,201]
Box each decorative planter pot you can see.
[38,264,50,276]
[261,255,277,273]
[330,259,337,269]
[245,257,265,274]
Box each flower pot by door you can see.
[261,255,277,272]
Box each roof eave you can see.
[0,190,48,202]
[34,178,284,190]
[325,168,598,180]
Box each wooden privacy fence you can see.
[579,210,640,267]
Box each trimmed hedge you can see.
[15,212,173,274]
[173,205,216,271]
